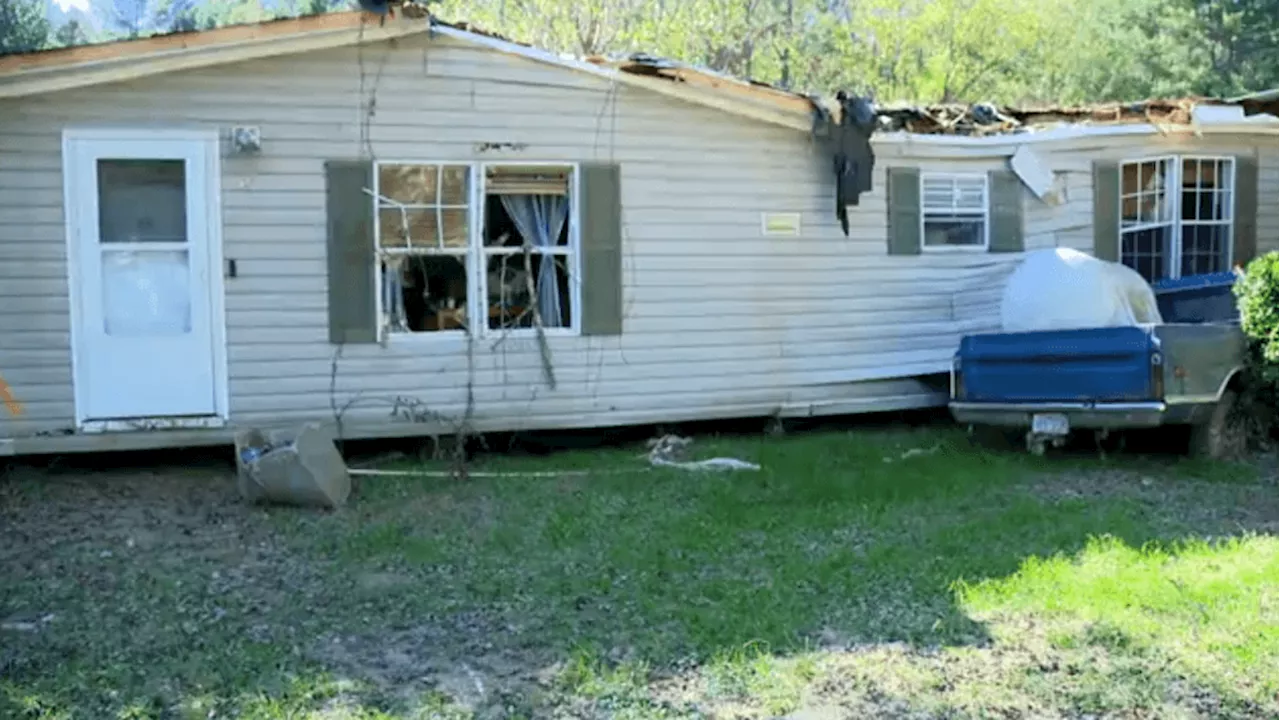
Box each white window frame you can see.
[371,160,582,342]
[919,172,990,253]
[1117,155,1235,281]
[372,161,475,339]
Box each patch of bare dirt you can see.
[0,460,541,716]
[0,461,267,571]
[308,616,551,713]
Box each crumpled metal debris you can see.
[646,434,761,472]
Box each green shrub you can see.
[1234,251,1278,373]
[1232,251,1279,440]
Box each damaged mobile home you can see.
[0,10,1276,455]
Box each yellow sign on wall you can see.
[761,212,802,236]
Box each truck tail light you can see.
[951,355,964,400]
[1150,351,1164,399]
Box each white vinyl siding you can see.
[0,35,964,441]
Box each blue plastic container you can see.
[1150,272,1240,324]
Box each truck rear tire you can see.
[1188,388,1247,461]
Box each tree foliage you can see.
[0,0,51,54]
[53,20,90,48]
[435,0,1278,103]
[6,0,1278,104]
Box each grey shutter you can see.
[325,160,378,344]
[1092,160,1121,262]
[987,169,1024,253]
[886,167,921,255]
[1233,154,1259,267]
[579,163,624,336]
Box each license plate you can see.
[1032,413,1070,436]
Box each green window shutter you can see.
[324,160,378,344]
[886,167,921,255]
[987,169,1024,253]
[1233,154,1259,267]
[1092,160,1121,262]
[579,163,624,336]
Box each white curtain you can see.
[499,194,569,327]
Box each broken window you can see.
[371,162,578,337]
[483,165,574,331]
[921,173,988,249]
[1120,156,1234,282]
[375,163,473,333]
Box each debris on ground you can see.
[884,443,943,462]
[646,434,762,471]
[1,612,55,633]
[234,423,351,509]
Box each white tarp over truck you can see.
[1000,248,1164,333]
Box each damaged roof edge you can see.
[429,21,819,132]
[0,13,430,99]
[872,116,1278,155]
[0,9,1274,142]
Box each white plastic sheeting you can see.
[101,250,193,337]
[1000,248,1163,333]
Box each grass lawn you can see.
[1,424,1276,719]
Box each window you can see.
[376,163,472,333]
[1119,156,1234,282]
[372,162,578,337]
[920,173,988,250]
[483,166,574,331]
[1178,157,1235,277]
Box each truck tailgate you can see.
[956,326,1159,403]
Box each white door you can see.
[65,132,224,422]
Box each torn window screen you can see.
[375,163,472,333]
[812,92,878,236]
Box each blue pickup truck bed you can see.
[948,272,1246,455]
[954,326,1160,404]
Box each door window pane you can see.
[98,159,187,244]
[102,250,192,336]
